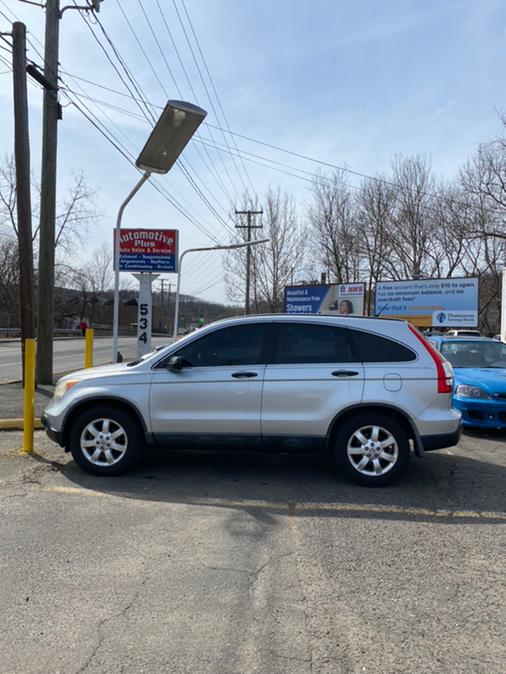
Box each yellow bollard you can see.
[85,328,94,368]
[23,338,36,453]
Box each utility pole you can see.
[12,22,35,383]
[235,209,263,315]
[159,280,172,333]
[36,0,60,384]
[31,0,102,382]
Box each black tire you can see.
[333,412,410,487]
[69,405,143,476]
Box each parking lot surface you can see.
[0,430,504,673]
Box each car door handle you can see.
[331,370,359,377]
[231,371,258,378]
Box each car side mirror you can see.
[167,356,184,371]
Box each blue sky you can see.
[1,0,505,302]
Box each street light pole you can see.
[172,239,269,340]
[112,171,151,362]
[110,100,206,363]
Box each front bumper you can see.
[453,396,506,429]
[41,414,64,446]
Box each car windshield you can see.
[440,340,506,368]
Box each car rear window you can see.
[273,323,355,364]
[349,329,416,362]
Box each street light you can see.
[112,100,207,362]
[173,239,269,339]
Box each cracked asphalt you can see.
[0,430,505,674]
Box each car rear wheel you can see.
[333,413,410,486]
[69,406,143,476]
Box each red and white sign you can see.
[115,228,178,272]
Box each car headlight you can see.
[455,384,493,400]
[53,379,78,401]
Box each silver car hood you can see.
[58,362,130,383]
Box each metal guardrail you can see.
[0,326,171,338]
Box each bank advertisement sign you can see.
[375,278,479,327]
[284,283,365,315]
[115,228,178,272]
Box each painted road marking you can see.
[40,487,506,521]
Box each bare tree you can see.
[225,187,305,311]
[308,170,361,283]
[355,176,395,313]
[251,187,305,311]
[386,154,437,279]
[0,156,99,256]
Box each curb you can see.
[0,419,43,430]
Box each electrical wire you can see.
[140,0,238,208]
[170,0,245,199]
[74,6,237,238]
[179,0,257,198]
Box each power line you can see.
[112,0,236,222]
[179,0,257,198]
[170,0,245,199]
[59,85,227,246]
[74,3,157,123]
[153,0,238,207]
[73,5,236,237]
[48,69,503,216]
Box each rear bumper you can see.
[41,414,64,446]
[421,423,462,451]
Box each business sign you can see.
[115,228,178,272]
[375,278,479,327]
[284,283,365,315]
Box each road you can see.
[0,336,171,383]
[0,429,504,673]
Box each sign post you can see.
[133,273,159,357]
[501,270,506,341]
[114,228,178,357]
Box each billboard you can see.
[284,283,365,315]
[375,278,479,327]
[115,228,178,272]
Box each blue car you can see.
[429,336,506,429]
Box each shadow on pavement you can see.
[48,441,506,526]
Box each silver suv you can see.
[42,314,462,486]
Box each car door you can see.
[261,321,364,449]
[149,322,269,447]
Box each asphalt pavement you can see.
[0,337,171,383]
[0,429,504,673]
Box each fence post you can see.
[85,328,94,368]
[23,338,35,453]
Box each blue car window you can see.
[441,340,506,368]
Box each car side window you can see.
[171,323,268,367]
[273,323,354,364]
[349,329,416,362]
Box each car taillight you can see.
[408,325,453,393]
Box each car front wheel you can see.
[333,413,410,486]
[69,406,142,476]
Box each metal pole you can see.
[172,241,269,340]
[173,250,188,340]
[112,171,150,362]
[36,0,60,384]
[23,338,36,453]
[85,328,94,368]
[245,215,252,314]
[501,269,506,341]
[235,209,263,315]
[12,22,35,384]
[160,279,165,332]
